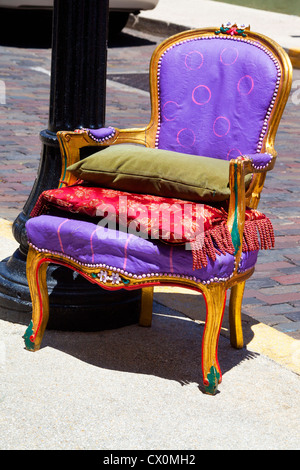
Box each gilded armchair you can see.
[23,25,292,394]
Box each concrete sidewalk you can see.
[134,0,300,67]
[0,304,300,450]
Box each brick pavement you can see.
[239,74,300,339]
[0,27,300,340]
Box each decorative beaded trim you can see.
[249,153,273,169]
[155,35,281,153]
[75,126,116,143]
[237,153,274,170]
[237,261,254,274]
[29,242,234,286]
[87,126,116,143]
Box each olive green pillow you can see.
[67,144,238,202]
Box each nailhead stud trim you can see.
[28,243,234,285]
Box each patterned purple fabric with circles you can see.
[26,215,258,283]
[156,36,280,160]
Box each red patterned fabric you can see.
[31,184,274,269]
[31,184,226,242]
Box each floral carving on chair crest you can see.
[215,22,250,37]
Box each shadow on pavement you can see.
[33,300,258,394]
[108,30,157,48]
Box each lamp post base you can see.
[0,0,142,330]
[0,248,141,331]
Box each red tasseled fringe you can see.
[190,216,275,271]
[190,222,234,270]
[30,194,50,218]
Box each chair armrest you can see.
[226,153,275,272]
[227,158,246,263]
[227,152,276,271]
[240,152,276,174]
[57,126,147,187]
[242,150,276,209]
[81,126,147,146]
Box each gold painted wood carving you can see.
[24,27,293,395]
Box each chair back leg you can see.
[139,286,154,327]
[201,284,227,394]
[229,281,246,349]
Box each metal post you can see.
[0,0,141,330]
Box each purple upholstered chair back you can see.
[155,35,281,160]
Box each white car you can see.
[0,0,160,36]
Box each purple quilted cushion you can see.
[26,215,257,284]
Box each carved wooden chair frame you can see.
[24,26,292,394]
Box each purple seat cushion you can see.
[26,215,258,284]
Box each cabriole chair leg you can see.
[201,284,227,395]
[23,247,50,352]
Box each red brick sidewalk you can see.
[240,77,300,339]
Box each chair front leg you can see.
[201,284,227,395]
[229,281,245,349]
[23,247,50,352]
[139,286,153,327]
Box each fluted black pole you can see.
[49,0,108,132]
[0,0,141,329]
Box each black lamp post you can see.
[0,0,140,330]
